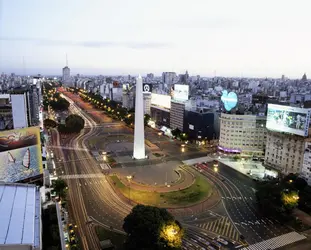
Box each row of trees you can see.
[43,86,70,112]
[76,88,152,127]
[44,114,85,134]
[256,173,310,222]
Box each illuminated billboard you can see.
[221,90,238,111]
[0,127,43,182]
[151,93,171,109]
[266,104,311,136]
[173,84,189,101]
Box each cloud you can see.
[0,36,173,49]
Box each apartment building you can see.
[218,113,267,155]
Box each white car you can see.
[217,237,228,245]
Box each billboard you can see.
[11,94,28,129]
[221,90,238,111]
[266,104,311,136]
[151,93,171,109]
[143,84,152,93]
[0,127,43,182]
[173,84,189,101]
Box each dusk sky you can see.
[1,0,311,78]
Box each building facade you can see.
[301,141,311,185]
[62,66,70,83]
[143,92,151,115]
[170,100,185,131]
[219,113,267,155]
[184,109,217,141]
[150,106,170,128]
[264,131,305,174]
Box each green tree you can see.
[171,128,181,138]
[50,97,70,111]
[123,205,184,250]
[44,119,57,128]
[51,179,67,200]
[144,114,151,126]
[65,114,85,133]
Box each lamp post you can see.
[126,175,132,203]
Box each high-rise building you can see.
[218,113,267,155]
[62,66,70,83]
[162,72,176,85]
[170,100,185,131]
[143,92,151,115]
[265,131,305,174]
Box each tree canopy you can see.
[65,114,85,133]
[256,175,303,221]
[123,205,184,250]
[51,179,67,200]
[43,119,57,128]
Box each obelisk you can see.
[133,75,146,159]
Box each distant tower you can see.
[62,54,70,84]
[302,73,307,81]
[133,75,146,159]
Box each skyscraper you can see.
[62,54,70,84]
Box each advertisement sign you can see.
[123,84,130,91]
[0,127,43,182]
[151,93,171,109]
[221,90,238,111]
[266,104,311,136]
[173,84,189,101]
[143,84,152,93]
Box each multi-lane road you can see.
[48,90,306,249]
[188,162,293,245]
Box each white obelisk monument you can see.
[133,75,146,159]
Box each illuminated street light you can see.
[181,147,185,153]
[158,132,162,136]
[289,179,293,183]
[214,167,218,172]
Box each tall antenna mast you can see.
[22,56,26,76]
[66,53,68,67]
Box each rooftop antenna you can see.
[66,53,68,67]
[22,56,26,76]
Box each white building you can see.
[62,66,70,83]
[265,131,306,174]
[219,113,267,155]
[143,92,151,115]
[301,142,311,185]
[0,183,41,250]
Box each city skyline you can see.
[1,0,311,78]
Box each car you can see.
[217,237,228,245]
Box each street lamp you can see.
[126,175,132,202]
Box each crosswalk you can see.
[60,174,105,179]
[241,231,306,250]
[222,196,254,200]
[196,216,240,241]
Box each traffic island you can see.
[108,168,214,208]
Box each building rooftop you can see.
[0,183,41,248]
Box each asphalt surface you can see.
[50,91,297,249]
[188,162,292,245]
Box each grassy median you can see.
[109,171,212,207]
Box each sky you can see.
[0,0,311,78]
